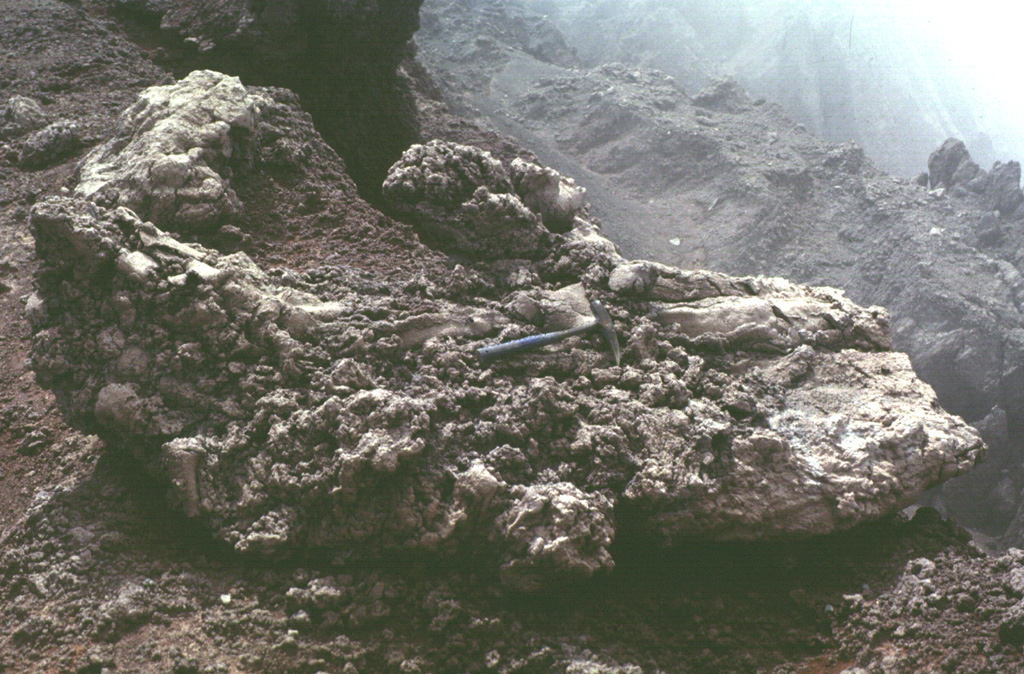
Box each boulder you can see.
[0,95,48,139]
[382,139,551,258]
[975,210,1003,248]
[986,160,1024,216]
[928,138,972,189]
[75,70,262,231]
[18,120,79,168]
[924,139,1023,215]
[950,157,980,186]
[31,190,983,582]
[26,75,985,588]
[692,77,750,113]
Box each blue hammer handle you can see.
[476,321,597,364]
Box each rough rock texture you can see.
[29,79,983,590]
[94,0,425,197]
[75,70,260,231]
[1,448,992,674]
[927,139,1023,215]
[985,160,1024,216]
[17,120,80,168]
[32,190,983,581]
[0,0,168,549]
[510,156,586,231]
[382,139,552,258]
[0,1,1016,673]
[836,543,1024,673]
[415,4,1024,548]
[928,138,974,190]
[0,96,49,140]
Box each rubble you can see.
[0,1,1015,671]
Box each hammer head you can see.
[589,300,621,366]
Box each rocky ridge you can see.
[501,0,998,178]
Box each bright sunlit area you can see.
[522,0,1024,176]
[851,0,1024,163]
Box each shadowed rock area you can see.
[91,0,425,199]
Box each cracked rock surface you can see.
[383,139,553,258]
[414,2,1024,546]
[29,76,983,591]
[75,69,261,232]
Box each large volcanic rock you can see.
[926,138,1024,216]
[75,70,261,232]
[415,5,1024,545]
[382,140,586,258]
[928,138,977,190]
[29,73,982,592]
[0,2,1011,671]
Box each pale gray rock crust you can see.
[382,139,551,258]
[29,80,984,588]
[510,157,586,231]
[75,70,263,231]
[30,192,983,587]
[0,94,48,139]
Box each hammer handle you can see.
[477,321,597,364]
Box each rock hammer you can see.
[476,299,621,366]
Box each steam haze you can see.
[523,0,1024,177]
[855,0,1024,166]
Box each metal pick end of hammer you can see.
[589,299,621,366]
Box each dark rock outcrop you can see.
[986,160,1024,216]
[504,0,996,179]
[928,138,1024,215]
[928,138,974,189]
